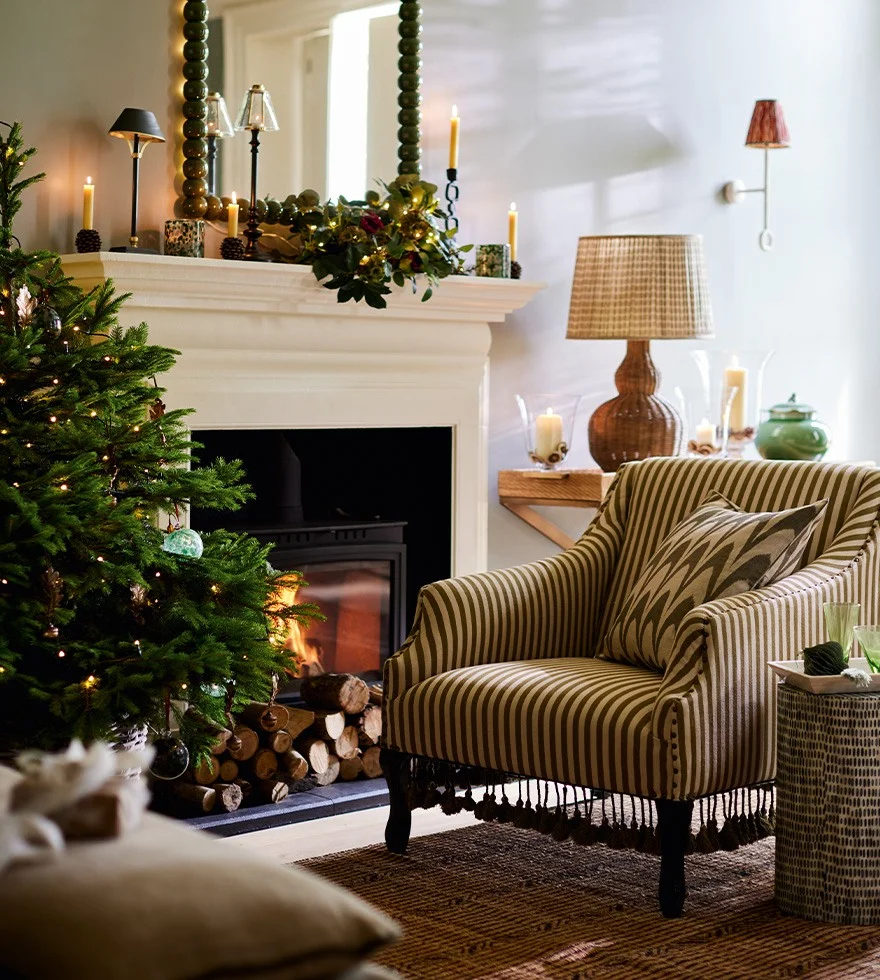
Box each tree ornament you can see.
[162,526,204,558]
[149,735,190,780]
[15,286,35,324]
[148,397,166,421]
[130,583,149,625]
[75,228,102,253]
[32,303,62,338]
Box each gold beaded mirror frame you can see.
[176,0,423,221]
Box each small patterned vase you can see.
[164,219,205,258]
[475,244,511,278]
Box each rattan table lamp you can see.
[566,234,714,472]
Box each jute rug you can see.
[303,822,880,979]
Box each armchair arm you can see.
[383,510,624,701]
[652,532,879,798]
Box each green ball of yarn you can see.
[803,640,847,676]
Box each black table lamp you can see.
[108,108,165,253]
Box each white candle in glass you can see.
[695,417,717,447]
[535,407,563,458]
[723,355,748,433]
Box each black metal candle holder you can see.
[444,167,459,233]
[243,130,269,261]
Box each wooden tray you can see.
[768,658,880,693]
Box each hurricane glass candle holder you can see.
[516,394,582,470]
[674,382,738,457]
[826,603,860,659]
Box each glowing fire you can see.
[272,583,325,678]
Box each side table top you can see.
[498,468,614,507]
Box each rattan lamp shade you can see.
[566,235,714,472]
[745,100,790,149]
[566,235,713,341]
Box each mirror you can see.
[177,0,422,220]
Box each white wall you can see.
[419,0,880,569]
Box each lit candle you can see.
[82,176,95,230]
[508,202,518,262]
[695,417,717,447]
[723,355,749,433]
[535,407,563,459]
[227,191,239,238]
[449,105,460,170]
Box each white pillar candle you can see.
[723,355,748,432]
[535,407,563,458]
[82,177,95,230]
[227,191,239,238]
[695,417,717,447]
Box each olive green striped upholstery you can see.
[383,459,880,800]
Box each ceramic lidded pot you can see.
[755,393,831,461]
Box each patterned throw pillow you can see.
[600,492,827,672]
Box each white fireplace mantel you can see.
[63,253,544,576]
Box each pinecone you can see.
[510,260,522,280]
[75,228,102,253]
[220,236,245,261]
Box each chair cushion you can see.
[383,657,668,797]
[599,492,827,672]
[0,764,400,980]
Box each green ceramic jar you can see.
[755,393,831,461]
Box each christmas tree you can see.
[0,122,319,759]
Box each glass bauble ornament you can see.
[149,735,191,780]
[162,527,204,558]
[32,304,62,337]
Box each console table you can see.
[497,468,614,549]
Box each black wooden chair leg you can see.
[380,748,412,854]
[656,798,694,918]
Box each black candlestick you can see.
[243,131,268,261]
[444,167,459,233]
[206,134,218,197]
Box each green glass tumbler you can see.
[824,602,860,659]
[853,626,880,673]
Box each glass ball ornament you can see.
[33,304,62,337]
[162,526,204,558]
[149,735,191,780]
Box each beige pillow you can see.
[0,765,399,980]
[600,492,827,672]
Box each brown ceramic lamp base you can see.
[588,339,682,472]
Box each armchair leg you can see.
[380,748,412,855]
[655,798,694,918]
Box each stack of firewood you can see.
[166,673,384,815]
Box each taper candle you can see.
[82,176,95,230]
[449,105,460,170]
[227,191,239,239]
[508,202,518,262]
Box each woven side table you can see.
[776,684,880,924]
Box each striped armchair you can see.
[380,458,880,916]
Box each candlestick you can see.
[82,177,95,230]
[444,167,459,233]
[508,202,518,262]
[449,105,460,170]
[535,407,564,460]
[695,417,717,447]
[723,355,749,433]
[227,191,239,239]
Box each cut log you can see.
[256,779,289,804]
[226,725,260,762]
[311,710,345,741]
[213,782,244,813]
[361,746,382,779]
[280,749,309,782]
[192,755,220,786]
[301,674,370,715]
[295,736,330,775]
[314,754,340,787]
[218,758,239,782]
[184,707,232,755]
[332,726,360,761]
[339,754,364,781]
[353,705,382,746]
[251,748,279,781]
[267,730,292,754]
[232,778,252,799]
[284,707,316,741]
[240,702,290,733]
[173,782,216,813]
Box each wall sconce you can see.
[234,84,279,261]
[108,108,166,253]
[204,93,234,198]
[722,100,790,251]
